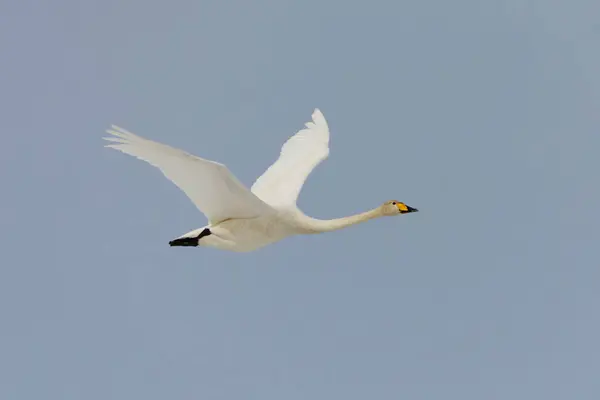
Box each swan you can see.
[104,109,418,252]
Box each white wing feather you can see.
[251,109,330,209]
[104,126,273,224]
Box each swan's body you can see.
[104,109,418,252]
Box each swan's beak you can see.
[399,205,419,214]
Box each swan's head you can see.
[381,200,419,216]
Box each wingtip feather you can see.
[310,108,328,130]
[110,125,133,134]
[103,136,128,143]
[104,124,143,146]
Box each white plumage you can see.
[105,109,418,252]
[251,109,330,209]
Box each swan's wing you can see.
[104,126,273,224]
[251,109,330,209]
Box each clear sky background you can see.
[1,0,599,399]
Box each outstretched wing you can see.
[251,109,330,209]
[104,126,273,224]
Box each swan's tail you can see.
[169,227,211,247]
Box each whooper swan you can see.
[104,109,418,252]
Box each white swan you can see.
[104,109,418,252]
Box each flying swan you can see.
[104,109,418,252]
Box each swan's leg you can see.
[169,228,211,247]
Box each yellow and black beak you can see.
[398,203,419,214]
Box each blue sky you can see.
[1,0,599,399]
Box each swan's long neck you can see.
[297,207,383,233]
